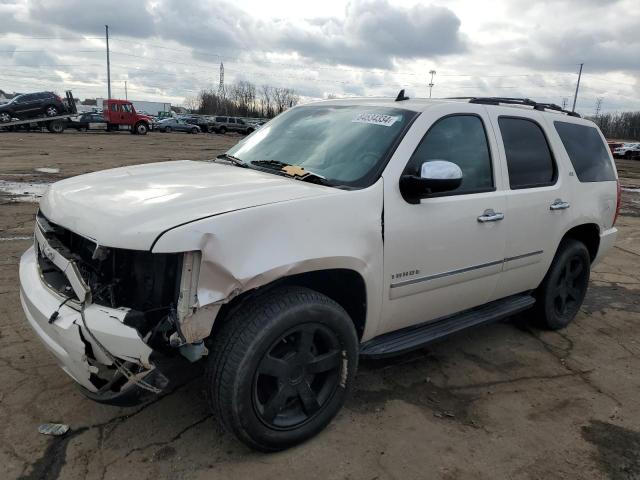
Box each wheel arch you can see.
[210,268,368,341]
[560,223,600,262]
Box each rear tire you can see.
[191,127,199,134]
[219,127,226,134]
[47,120,65,134]
[205,286,358,452]
[44,105,59,117]
[164,126,172,133]
[533,239,591,330]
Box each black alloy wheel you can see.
[253,323,342,430]
[534,238,591,330]
[206,286,358,451]
[553,254,588,318]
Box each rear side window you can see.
[405,114,494,194]
[499,117,556,189]
[554,121,616,182]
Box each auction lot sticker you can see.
[352,113,399,127]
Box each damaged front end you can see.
[20,211,205,405]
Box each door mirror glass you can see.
[400,160,463,203]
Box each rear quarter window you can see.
[554,121,616,182]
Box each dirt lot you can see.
[1,131,640,480]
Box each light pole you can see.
[105,25,111,99]
[572,63,583,113]
[428,70,436,98]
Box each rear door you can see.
[487,109,568,298]
[119,103,135,126]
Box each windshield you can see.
[227,105,416,187]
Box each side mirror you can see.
[400,160,463,203]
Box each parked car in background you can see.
[211,116,255,134]
[0,92,68,123]
[156,118,201,133]
[179,115,215,132]
[66,112,106,131]
[613,143,640,159]
[607,142,624,155]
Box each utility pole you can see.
[218,62,225,97]
[105,25,111,99]
[124,80,128,100]
[428,70,436,98]
[595,97,603,117]
[571,63,583,113]
[561,97,568,110]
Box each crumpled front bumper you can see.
[19,245,164,404]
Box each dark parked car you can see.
[211,116,255,134]
[66,112,105,131]
[0,92,67,123]
[179,115,215,132]
[156,118,201,133]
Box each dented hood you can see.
[39,160,334,250]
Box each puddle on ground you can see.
[0,180,50,202]
[582,420,640,480]
[0,236,33,241]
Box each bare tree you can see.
[189,81,298,119]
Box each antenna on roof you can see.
[395,89,409,101]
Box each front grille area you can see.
[36,211,182,335]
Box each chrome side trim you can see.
[390,259,504,289]
[504,250,543,262]
[390,250,544,289]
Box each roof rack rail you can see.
[447,97,581,117]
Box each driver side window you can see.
[405,115,494,195]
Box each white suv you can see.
[613,142,640,159]
[20,95,619,451]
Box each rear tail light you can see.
[613,179,621,227]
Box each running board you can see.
[360,294,535,359]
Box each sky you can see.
[0,0,639,114]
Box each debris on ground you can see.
[38,423,70,437]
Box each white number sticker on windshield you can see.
[352,113,399,127]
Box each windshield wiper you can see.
[250,160,332,186]
[214,153,247,167]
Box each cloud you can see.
[27,0,155,37]
[261,1,467,68]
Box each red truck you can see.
[102,99,153,135]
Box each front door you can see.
[380,104,507,335]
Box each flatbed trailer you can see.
[0,91,76,134]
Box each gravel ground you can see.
[1,131,640,480]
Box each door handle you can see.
[477,209,504,222]
[550,199,570,210]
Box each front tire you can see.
[0,112,12,123]
[135,122,148,135]
[534,239,591,330]
[206,286,358,452]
